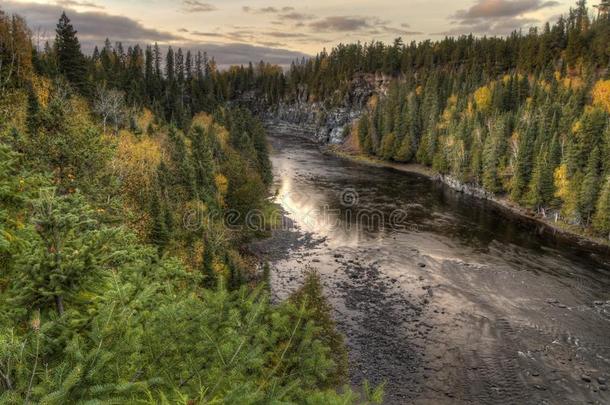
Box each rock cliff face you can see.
[265,73,391,143]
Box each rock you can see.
[418,263,427,268]
[557,304,567,308]
[597,376,607,385]
[546,298,559,304]
[593,301,604,306]
[334,253,344,258]
[312,258,321,263]
[532,371,540,377]
[582,374,592,383]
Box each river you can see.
[252,133,610,404]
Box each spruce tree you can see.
[579,146,601,224]
[12,190,109,316]
[149,191,169,251]
[593,176,610,239]
[511,125,536,202]
[55,12,89,94]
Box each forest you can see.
[0,9,381,405]
[1,0,610,402]
[280,0,610,239]
[56,0,606,239]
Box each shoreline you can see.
[323,145,610,252]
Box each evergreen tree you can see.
[578,146,601,224]
[149,191,169,251]
[593,176,610,239]
[55,13,89,94]
[358,114,373,154]
[12,190,111,316]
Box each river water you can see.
[253,133,610,404]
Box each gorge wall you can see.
[264,72,391,144]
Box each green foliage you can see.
[55,13,89,95]
[275,0,609,235]
[290,271,349,388]
[593,176,610,238]
[0,9,361,404]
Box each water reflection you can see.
[270,134,610,293]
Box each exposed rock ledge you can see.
[264,72,392,144]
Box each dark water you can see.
[258,133,610,404]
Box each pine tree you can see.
[55,13,89,94]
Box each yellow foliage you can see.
[415,86,423,96]
[31,75,53,107]
[0,89,27,136]
[212,258,228,277]
[592,80,610,113]
[113,133,162,199]
[561,76,584,90]
[215,173,229,196]
[466,101,475,118]
[191,112,215,129]
[572,120,582,134]
[367,94,379,110]
[447,95,458,106]
[474,86,492,111]
[137,108,154,132]
[554,164,570,201]
[554,164,580,217]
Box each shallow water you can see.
[256,133,610,404]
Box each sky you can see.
[0,0,578,66]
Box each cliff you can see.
[264,73,391,144]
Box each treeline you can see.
[285,1,610,238]
[282,0,609,104]
[26,12,286,129]
[0,9,374,404]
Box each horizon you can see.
[0,0,586,66]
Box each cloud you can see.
[190,31,226,38]
[243,6,295,14]
[437,18,537,35]
[56,0,104,10]
[262,31,310,38]
[308,16,420,36]
[452,0,559,22]
[444,0,560,36]
[278,12,316,21]
[373,26,423,36]
[182,0,216,13]
[310,16,371,32]
[1,1,180,43]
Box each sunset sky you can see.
[1,0,577,65]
